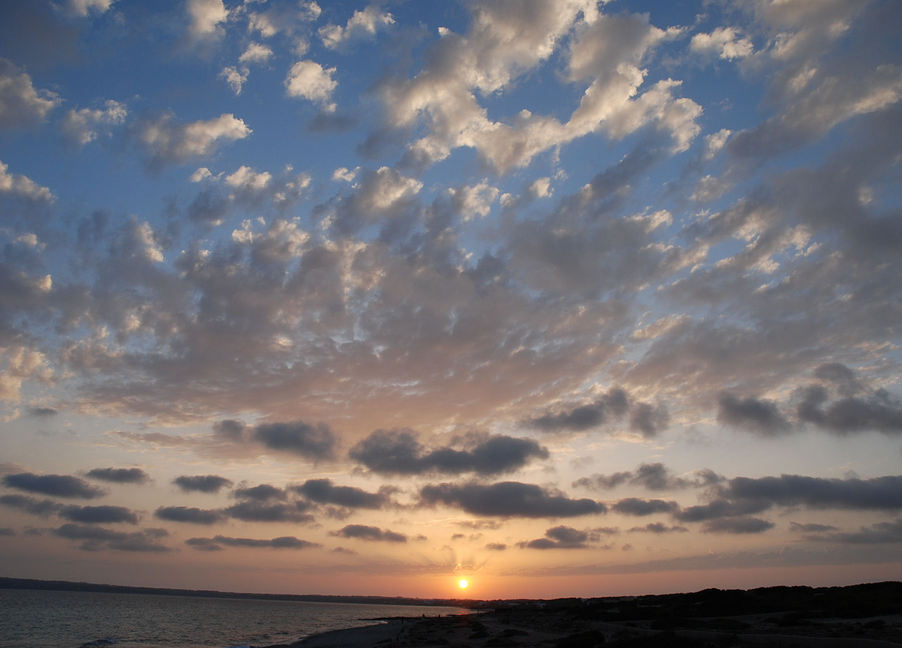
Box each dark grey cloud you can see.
[232,484,286,501]
[485,542,507,551]
[789,522,838,533]
[419,481,606,518]
[53,524,169,552]
[185,537,223,551]
[814,363,862,397]
[0,528,14,536]
[674,498,771,523]
[294,479,389,509]
[331,524,407,543]
[155,506,224,525]
[454,520,503,531]
[575,463,721,493]
[805,519,902,544]
[3,473,105,499]
[572,471,631,490]
[717,392,791,436]
[173,475,233,493]
[628,523,688,534]
[253,421,337,460]
[0,494,62,516]
[188,535,320,550]
[27,407,57,417]
[725,474,902,510]
[223,500,314,523]
[629,402,669,438]
[702,517,775,534]
[86,467,150,484]
[525,388,629,432]
[612,498,677,517]
[59,505,139,525]
[797,384,902,435]
[350,429,547,476]
[518,525,591,550]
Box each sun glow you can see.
[458,578,469,590]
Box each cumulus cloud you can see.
[377,3,699,172]
[526,387,669,437]
[717,392,791,436]
[0,59,60,130]
[220,66,248,95]
[137,113,251,168]
[0,161,54,202]
[252,421,337,460]
[612,498,677,517]
[419,481,606,518]
[0,494,63,516]
[239,42,273,64]
[574,463,722,492]
[724,474,902,511]
[86,467,149,484]
[155,506,224,525]
[186,0,229,40]
[690,27,754,60]
[59,505,138,525]
[232,484,285,501]
[54,524,169,552]
[319,5,394,49]
[3,473,105,499]
[702,517,775,534]
[349,429,548,476]
[65,0,115,16]
[172,475,233,493]
[294,479,389,509]
[285,60,337,110]
[331,524,406,543]
[797,385,902,435]
[223,500,314,523]
[518,525,592,550]
[188,535,318,550]
[526,388,628,432]
[629,522,688,534]
[804,519,902,544]
[59,100,127,146]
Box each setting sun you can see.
[458,579,469,590]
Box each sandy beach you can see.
[264,583,902,647]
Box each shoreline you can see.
[258,582,902,647]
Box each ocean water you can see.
[0,589,467,648]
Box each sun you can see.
[458,578,469,590]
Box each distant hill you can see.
[0,576,481,609]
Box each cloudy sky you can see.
[1,0,901,599]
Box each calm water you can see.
[0,589,467,648]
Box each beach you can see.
[265,583,902,647]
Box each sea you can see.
[0,589,467,648]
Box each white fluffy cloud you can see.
[66,0,115,16]
[60,100,127,146]
[319,5,395,49]
[239,42,273,64]
[690,27,754,60]
[0,59,60,131]
[220,66,248,95]
[380,3,700,172]
[285,60,337,110]
[186,0,229,39]
[0,160,54,202]
[138,113,252,167]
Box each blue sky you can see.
[1,0,901,598]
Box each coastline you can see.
[259,582,902,647]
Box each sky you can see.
[1,0,901,600]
